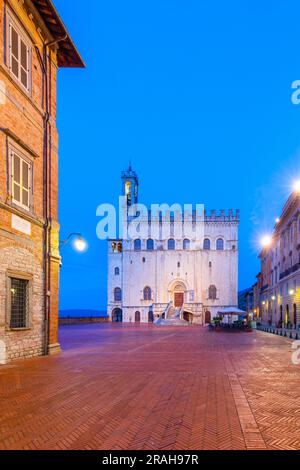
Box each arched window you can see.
[203,238,211,250]
[168,239,175,250]
[216,238,224,251]
[143,286,152,301]
[114,267,120,275]
[147,239,154,251]
[183,239,190,250]
[208,285,217,300]
[134,239,141,251]
[114,287,122,302]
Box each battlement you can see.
[204,209,240,222]
[126,208,240,223]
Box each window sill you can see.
[7,327,32,332]
[0,201,43,227]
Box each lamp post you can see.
[60,233,88,252]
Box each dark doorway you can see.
[183,311,192,323]
[205,311,211,324]
[112,308,123,322]
[135,311,141,323]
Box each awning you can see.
[218,307,248,317]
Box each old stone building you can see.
[0,0,84,363]
[107,165,239,325]
[258,190,300,327]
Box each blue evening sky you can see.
[55,0,300,311]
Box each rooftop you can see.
[31,0,84,68]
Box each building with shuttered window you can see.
[0,0,84,363]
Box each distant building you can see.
[107,165,240,325]
[0,0,84,363]
[252,272,262,320]
[258,191,300,327]
[238,287,254,314]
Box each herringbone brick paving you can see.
[0,324,299,450]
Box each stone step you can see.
[154,317,189,326]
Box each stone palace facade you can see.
[107,165,239,325]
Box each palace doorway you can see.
[135,311,141,323]
[174,292,184,308]
[205,311,211,324]
[112,308,123,322]
[172,282,186,308]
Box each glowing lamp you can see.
[261,235,272,248]
[289,289,295,296]
[73,236,88,253]
[293,180,300,193]
[271,295,276,301]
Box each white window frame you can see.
[5,7,32,95]
[9,145,33,211]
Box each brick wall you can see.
[0,0,60,362]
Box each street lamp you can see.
[60,233,88,252]
[261,235,272,248]
[293,180,300,193]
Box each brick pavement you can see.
[0,324,300,450]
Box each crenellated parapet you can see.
[204,209,240,222]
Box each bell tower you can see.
[121,162,138,207]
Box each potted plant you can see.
[213,316,222,332]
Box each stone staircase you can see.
[154,306,189,326]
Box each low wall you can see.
[59,317,109,326]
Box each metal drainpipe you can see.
[35,35,68,355]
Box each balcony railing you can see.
[279,262,300,280]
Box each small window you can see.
[216,238,224,251]
[10,149,32,210]
[134,239,141,251]
[114,267,120,275]
[183,239,190,250]
[208,285,217,300]
[114,287,122,301]
[6,10,31,93]
[203,238,210,250]
[143,286,152,301]
[9,277,29,328]
[168,239,175,250]
[147,239,154,251]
